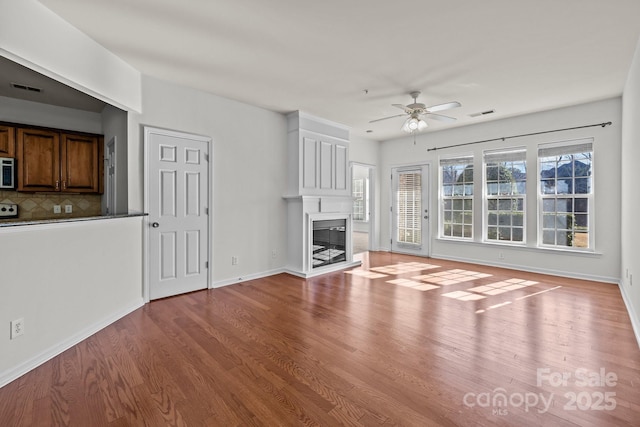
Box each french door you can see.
[391,165,430,256]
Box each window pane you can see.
[498,213,511,226]
[556,231,571,246]
[464,199,473,210]
[513,213,524,227]
[512,228,524,242]
[543,214,555,229]
[499,227,511,240]
[541,179,556,194]
[543,230,555,245]
[575,177,590,194]
[556,214,571,230]
[574,198,588,213]
[488,213,497,226]
[557,199,572,213]
[498,199,511,210]
[488,226,497,239]
[542,199,555,212]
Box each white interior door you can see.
[391,165,430,256]
[145,127,210,300]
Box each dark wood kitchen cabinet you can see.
[16,128,103,193]
[0,125,15,157]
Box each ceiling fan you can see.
[370,91,461,133]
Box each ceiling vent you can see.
[10,82,43,93]
[469,109,495,118]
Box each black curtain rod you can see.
[426,121,612,152]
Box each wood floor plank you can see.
[1,252,639,426]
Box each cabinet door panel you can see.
[16,129,60,191]
[0,126,15,157]
[61,134,100,192]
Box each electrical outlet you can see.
[498,252,505,260]
[10,318,24,339]
[53,205,61,214]
[232,256,238,265]
[64,205,72,213]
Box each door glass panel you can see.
[397,171,422,245]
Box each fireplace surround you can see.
[284,111,361,277]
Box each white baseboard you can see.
[0,298,144,389]
[212,268,287,288]
[430,252,619,284]
[618,281,640,349]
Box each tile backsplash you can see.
[0,190,102,221]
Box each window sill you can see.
[435,237,603,257]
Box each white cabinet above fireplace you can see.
[287,111,350,197]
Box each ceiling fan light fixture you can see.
[402,115,427,133]
[408,117,420,130]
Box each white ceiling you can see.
[32,0,640,139]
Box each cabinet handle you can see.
[62,180,67,190]
[55,180,60,191]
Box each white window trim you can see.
[439,155,474,240]
[482,147,527,246]
[536,138,595,252]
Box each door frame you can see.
[350,161,376,251]
[389,163,431,257]
[143,126,213,303]
[104,136,116,215]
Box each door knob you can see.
[151,222,160,228]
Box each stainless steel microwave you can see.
[0,157,16,189]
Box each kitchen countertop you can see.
[0,212,148,228]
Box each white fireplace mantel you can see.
[283,110,361,277]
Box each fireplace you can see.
[312,219,347,268]
[283,111,361,277]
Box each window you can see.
[538,139,593,249]
[352,178,365,221]
[440,156,474,239]
[484,148,527,243]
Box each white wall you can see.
[0,95,102,134]
[621,37,640,342]
[101,105,129,214]
[0,217,145,387]
[379,98,622,283]
[0,0,141,112]
[128,76,289,285]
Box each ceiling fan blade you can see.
[392,103,413,113]
[426,112,457,123]
[369,113,407,124]
[426,101,461,113]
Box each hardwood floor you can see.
[1,252,639,426]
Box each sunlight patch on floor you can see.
[442,290,487,301]
[370,262,440,275]
[413,269,492,285]
[468,279,539,295]
[386,278,440,291]
[345,270,388,279]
